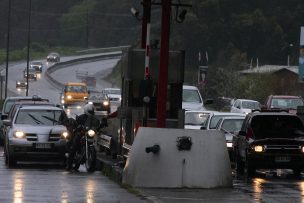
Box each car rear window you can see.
[271,98,304,109]
[251,115,304,139]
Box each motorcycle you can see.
[66,124,97,172]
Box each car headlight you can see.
[226,142,233,148]
[103,101,109,106]
[67,95,72,99]
[88,101,93,104]
[301,146,304,153]
[14,131,25,138]
[88,130,95,137]
[17,82,20,85]
[61,132,69,139]
[254,145,264,152]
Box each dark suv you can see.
[234,111,304,177]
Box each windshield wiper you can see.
[42,115,60,125]
[28,113,44,125]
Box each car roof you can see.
[185,110,217,114]
[220,116,246,120]
[183,85,198,90]
[104,88,120,90]
[65,82,87,86]
[211,112,245,116]
[19,105,62,111]
[31,60,42,63]
[270,95,302,99]
[235,99,260,102]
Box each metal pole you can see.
[141,0,151,49]
[86,9,89,48]
[156,0,171,128]
[26,0,32,96]
[5,0,12,99]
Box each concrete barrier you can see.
[122,127,232,188]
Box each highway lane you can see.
[4,52,121,104]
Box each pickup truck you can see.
[264,95,304,114]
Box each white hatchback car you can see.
[184,110,217,129]
[201,112,245,130]
[182,85,205,111]
[4,105,69,167]
[230,99,261,114]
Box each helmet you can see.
[84,103,95,116]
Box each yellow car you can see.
[61,82,89,107]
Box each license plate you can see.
[275,156,290,162]
[36,143,51,149]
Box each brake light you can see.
[246,128,253,139]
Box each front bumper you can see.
[8,138,67,159]
[247,152,304,169]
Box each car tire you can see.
[235,153,245,174]
[7,152,17,168]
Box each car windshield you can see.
[252,115,304,139]
[183,89,202,103]
[271,98,304,109]
[221,119,244,133]
[31,62,42,65]
[210,115,242,129]
[242,101,260,109]
[185,112,210,125]
[66,85,87,93]
[89,94,106,100]
[15,109,67,126]
[105,89,121,95]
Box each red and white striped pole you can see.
[144,23,151,79]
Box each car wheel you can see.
[235,153,244,174]
[7,151,17,168]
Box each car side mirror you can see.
[200,126,207,130]
[1,114,8,120]
[239,131,246,136]
[3,119,11,126]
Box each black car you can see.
[16,80,27,89]
[23,67,37,80]
[30,61,43,73]
[234,111,304,177]
[87,93,110,114]
[46,52,60,63]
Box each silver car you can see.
[4,105,69,167]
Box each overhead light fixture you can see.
[130,7,141,21]
[178,9,187,22]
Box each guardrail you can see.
[44,52,122,91]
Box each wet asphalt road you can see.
[141,170,304,203]
[0,147,146,203]
[1,144,304,202]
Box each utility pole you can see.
[5,0,12,99]
[156,0,171,128]
[26,0,32,96]
[141,0,151,49]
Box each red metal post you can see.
[156,0,171,128]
